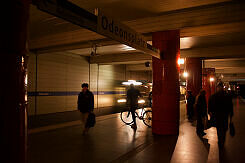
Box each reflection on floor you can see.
[28,98,245,163]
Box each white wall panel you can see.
[89,64,99,109]
[27,53,36,115]
[67,55,89,91]
[28,54,127,115]
[28,52,89,115]
[66,96,79,109]
[37,96,67,114]
[98,65,126,107]
[98,95,115,108]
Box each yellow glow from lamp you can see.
[121,45,136,51]
[183,72,188,78]
[122,80,142,86]
[117,99,126,103]
[138,99,145,104]
[178,58,184,65]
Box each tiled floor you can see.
[28,98,245,163]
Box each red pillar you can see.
[210,74,216,95]
[186,58,202,97]
[152,30,180,135]
[1,1,29,163]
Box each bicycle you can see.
[120,107,152,128]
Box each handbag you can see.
[229,121,235,137]
[86,112,96,128]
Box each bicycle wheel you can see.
[120,111,134,125]
[143,110,152,127]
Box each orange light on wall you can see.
[178,58,184,65]
[210,77,214,82]
[183,72,188,78]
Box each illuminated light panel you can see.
[121,45,136,51]
[138,99,145,104]
[25,75,28,85]
[117,98,146,104]
[122,80,142,86]
[117,99,126,103]
[180,37,194,49]
[210,77,215,82]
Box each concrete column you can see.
[1,1,29,163]
[186,58,202,97]
[152,30,180,135]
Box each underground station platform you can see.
[28,99,245,163]
[3,1,245,163]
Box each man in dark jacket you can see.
[187,91,195,121]
[208,82,233,148]
[78,83,94,134]
[127,84,141,130]
[195,89,208,136]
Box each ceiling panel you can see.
[70,0,230,20]
[180,32,245,49]
[205,59,245,68]
[30,5,81,39]
[68,44,139,56]
[30,0,231,39]
[29,0,245,81]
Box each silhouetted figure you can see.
[148,91,152,107]
[208,82,233,148]
[195,89,208,136]
[127,84,141,130]
[78,83,94,134]
[187,91,195,121]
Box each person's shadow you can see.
[199,137,210,152]
[199,134,229,163]
[219,147,229,163]
[197,135,210,163]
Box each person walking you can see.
[77,83,94,134]
[195,89,208,136]
[187,90,195,121]
[208,82,233,148]
[127,84,141,130]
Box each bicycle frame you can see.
[121,106,152,127]
[136,107,151,119]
